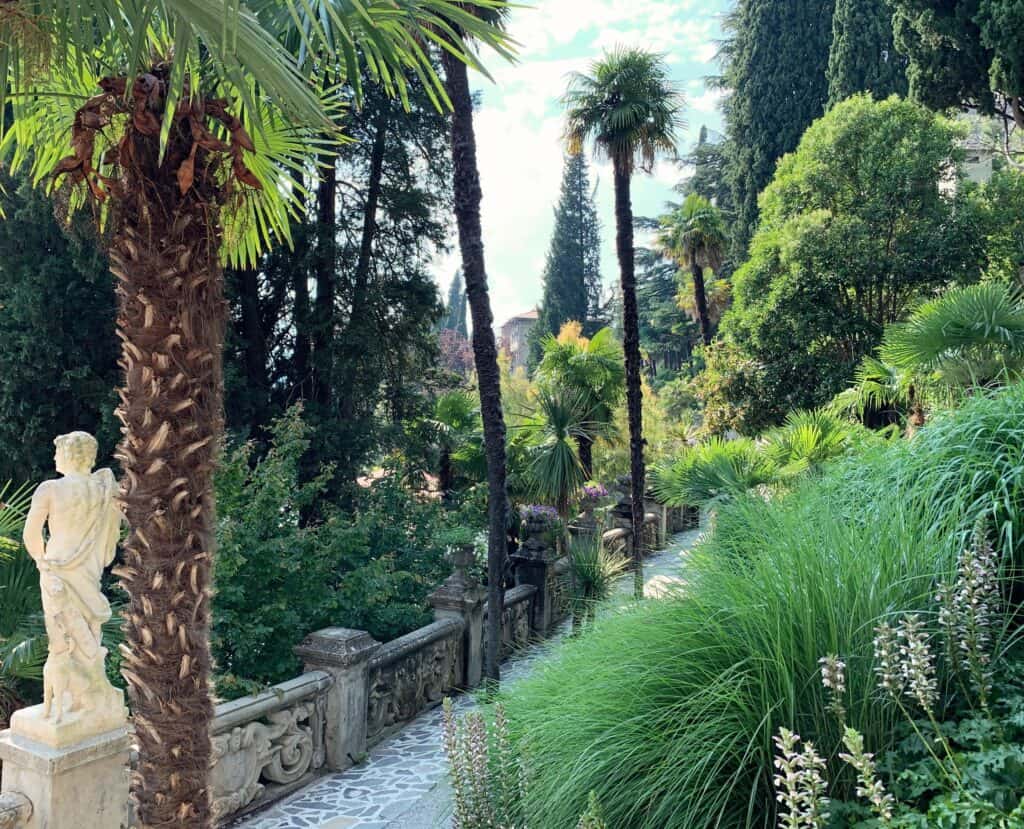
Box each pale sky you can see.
[430,0,728,327]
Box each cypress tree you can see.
[827,0,908,106]
[722,0,836,256]
[531,152,602,364]
[440,269,468,336]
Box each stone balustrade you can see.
[366,618,464,745]
[210,670,332,824]
[2,481,684,829]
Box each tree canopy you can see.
[721,0,836,255]
[701,95,989,431]
[827,0,908,106]
[892,0,1024,134]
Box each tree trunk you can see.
[293,268,312,397]
[439,445,454,502]
[111,112,224,829]
[339,106,389,422]
[578,434,594,481]
[692,260,712,346]
[313,154,337,407]
[442,49,508,686]
[613,162,645,598]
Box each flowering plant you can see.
[581,483,609,501]
[522,504,559,521]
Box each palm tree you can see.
[430,390,480,500]
[534,324,624,479]
[524,388,592,517]
[438,5,514,685]
[881,282,1024,392]
[1,4,509,826]
[564,48,683,597]
[657,193,727,346]
[829,354,921,430]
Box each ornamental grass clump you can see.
[501,384,1024,828]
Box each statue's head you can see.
[54,432,98,475]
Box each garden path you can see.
[231,528,702,829]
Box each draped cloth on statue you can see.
[39,468,120,657]
[12,462,127,748]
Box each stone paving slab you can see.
[232,530,701,829]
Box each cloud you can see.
[432,1,728,326]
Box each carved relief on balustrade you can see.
[366,625,462,743]
[210,691,327,824]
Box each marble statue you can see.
[10,432,128,747]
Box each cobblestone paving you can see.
[232,530,700,829]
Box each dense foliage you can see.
[721,0,836,254]
[503,383,1024,828]
[225,75,453,485]
[701,95,989,433]
[827,0,908,106]
[892,0,1024,133]
[212,408,483,695]
[0,175,118,484]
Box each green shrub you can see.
[212,407,484,695]
[501,384,1024,828]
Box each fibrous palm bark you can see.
[61,69,259,829]
[441,48,508,685]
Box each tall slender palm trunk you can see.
[442,49,507,684]
[692,261,712,346]
[103,75,229,829]
[612,163,645,598]
[578,434,594,481]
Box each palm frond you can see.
[880,283,1024,389]
[0,481,32,547]
[650,437,776,508]
[563,47,684,174]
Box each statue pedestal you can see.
[10,688,128,750]
[0,726,131,829]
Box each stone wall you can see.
[210,671,331,824]
[366,618,463,745]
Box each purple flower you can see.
[523,504,559,521]
[582,484,609,500]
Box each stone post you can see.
[511,514,560,635]
[429,544,486,689]
[294,627,380,772]
[0,727,131,829]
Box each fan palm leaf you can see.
[651,437,777,509]
[880,283,1024,389]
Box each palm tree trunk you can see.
[442,49,508,685]
[692,261,712,346]
[578,434,594,481]
[613,162,645,598]
[111,116,223,828]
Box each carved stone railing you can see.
[500,585,536,656]
[366,617,463,745]
[210,670,332,825]
[0,792,31,829]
